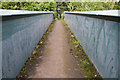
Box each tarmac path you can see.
[28,20,83,78]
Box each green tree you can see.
[1,2,119,11]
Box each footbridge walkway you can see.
[0,9,120,79]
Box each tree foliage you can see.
[1,2,119,19]
[2,2,57,11]
[67,2,120,11]
[1,2,119,11]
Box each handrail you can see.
[0,9,53,16]
[0,9,53,21]
[65,10,120,17]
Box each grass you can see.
[61,20,103,79]
[74,41,80,44]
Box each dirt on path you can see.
[28,20,84,78]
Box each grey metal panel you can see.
[65,12,119,78]
[2,11,53,78]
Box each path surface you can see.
[28,21,84,78]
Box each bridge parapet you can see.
[65,10,120,78]
[0,9,53,78]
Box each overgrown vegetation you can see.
[62,20,102,78]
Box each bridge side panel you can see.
[65,14,119,78]
[2,14,53,78]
